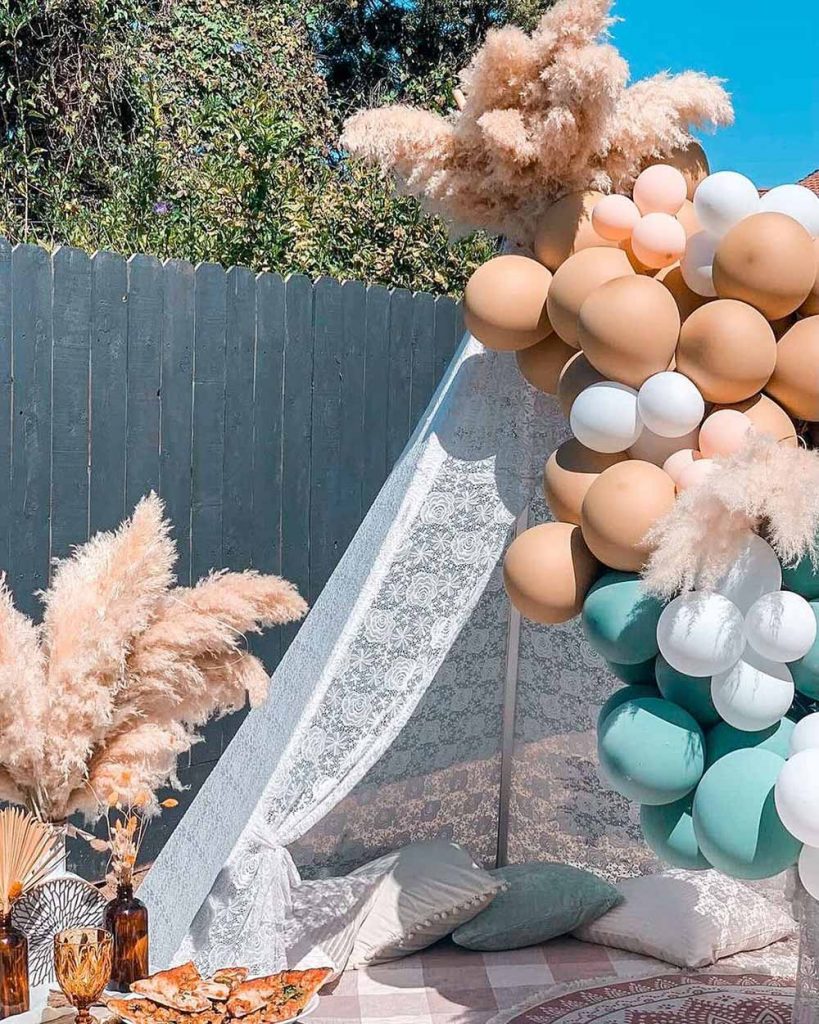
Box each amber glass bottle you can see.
[104,883,149,992]
[0,911,29,1018]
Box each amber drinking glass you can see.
[54,929,113,1024]
[104,883,149,992]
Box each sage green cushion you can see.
[451,862,623,951]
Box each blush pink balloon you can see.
[633,164,688,215]
[591,195,641,241]
[630,213,688,269]
[675,458,715,493]
[699,410,752,458]
[663,448,701,485]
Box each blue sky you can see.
[611,0,818,188]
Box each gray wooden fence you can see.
[0,238,464,870]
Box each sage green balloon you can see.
[789,602,819,699]
[693,748,801,879]
[582,571,665,666]
[782,544,819,601]
[641,796,710,870]
[596,684,657,731]
[705,718,794,769]
[598,696,705,805]
[606,658,656,685]
[655,654,720,727]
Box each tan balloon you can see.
[534,191,619,271]
[655,263,710,322]
[661,141,710,200]
[676,300,777,403]
[713,212,815,319]
[557,352,605,417]
[675,199,702,238]
[464,254,553,351]
[578,276,681,388]
[581,460,676,572]
[503,522,599,624]
[544,439,628,525]
[547,247,635,347]
[620,238,654,275]
[800,239,819,317]
[766,317,819,421]
[715,393,797,448]
[516,334,575,394]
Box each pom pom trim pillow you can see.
[572,869,795,968]
[348,840,505,967]
[452,862,623,951]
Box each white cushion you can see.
[572,869,795,969]
[348,840,505,967]
[283,873,383,977]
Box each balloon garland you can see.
[466,151,819,891]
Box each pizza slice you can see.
[211,968,249,990]
[226,976,286,1018]
[259,968,333,1023]
[131,962,211,1013]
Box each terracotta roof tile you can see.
[798,170,819,195]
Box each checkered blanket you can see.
[309,936,797,1024]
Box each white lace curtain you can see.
[140,335,566,973]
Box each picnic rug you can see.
[499,973,796,1024]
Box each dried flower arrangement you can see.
[0,494,308,823]
[643,432,819,600]
[89,792,178,887]
[0,807,64,915]
[341,0,733,242]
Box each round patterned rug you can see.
[504,973,796,1024]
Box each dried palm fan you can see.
[0,807,64,915]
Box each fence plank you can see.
[410,291,435,430]
[126,255,163,511]
[9,245,52,618]
[0,239,11,571]
[160,259,195,585]
[387,288,413,469]
[280,274,313,649]
[191,263,227,582]
[339,279,366,551]
[361,285,390,514]
[51,247,91,558]
[251,272,286,673]
[433,295,462,386]
[89,252,128,535]
[223,267,256,572]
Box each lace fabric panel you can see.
[141,338,564,972]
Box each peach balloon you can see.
[557,352,605,417]
[663,448,700,485]
[698,410,751,457]
[662,142,710,200]
[633,165,688,216]
[713,212,815,319]
[534,191,619,271]
[676,199,702,239]
[578,276,681,388]
[800,239,819,317]
[631,213,688,269]
[676,300,777,403]
[592,195,641,241]
[655,264,711,322]
[543,439,628,525]
[715,394,797,448]
[620,238,654,275]
[675,458,715,493]
[464,254,553,351]
[547,247,634,347]
[766,317,819,421]
[516,335,575,394]
[580,460,676,571]
[503,522,599,624]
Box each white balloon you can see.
[637,372,705,438]
[680,231,718,297]
[799,846,819,900]
[775,749,819,846]
[569,381,643,454]
[711,648,794,732]
[657,591,746,677]
[790,713,819,756]
[714,533,783,614]
[693,171,760,238]
[745,591,818,663]
[761,184,819,237]
[628,426,700,466]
